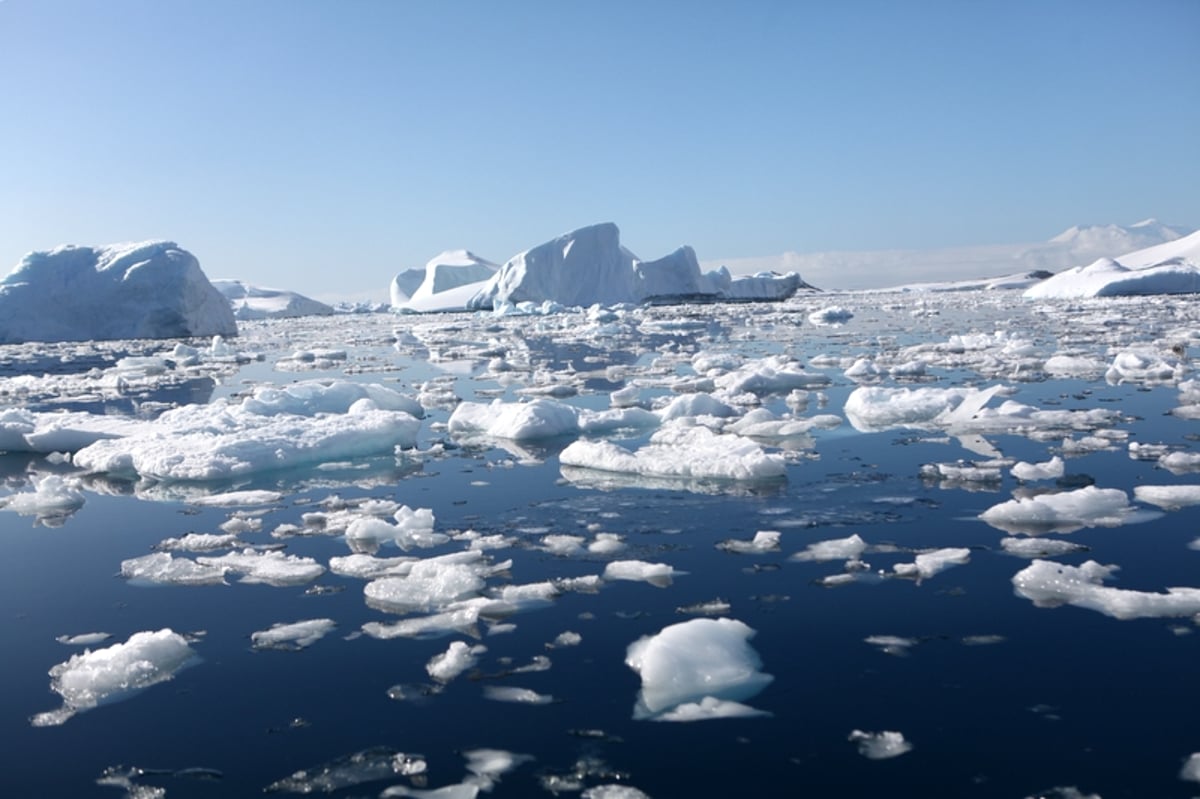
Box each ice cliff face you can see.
[0,241,237,343]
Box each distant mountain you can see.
[706,220,1194,291]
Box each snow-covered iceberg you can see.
[455,223,806,311]
[211,279,334,320]
[0,241,237,343]
[1024,230,1200,299]
[392,250,500,313]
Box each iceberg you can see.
[1024,230,1200,299]
[0,241,237,343]
[393,250,500,313]
[211,279,333,320]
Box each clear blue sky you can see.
[1,0,1197,300]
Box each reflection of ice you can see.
[0,473,85,526]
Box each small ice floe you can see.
[999,537,1089,559]
[219,514,262,535]
[808,306,854,326]
[550,631,582,648]
[448,398,581,441]
[379,748,530,798]
[603,560,685,588]
[789,533,868,563]
[961,634,1006,646]
[32,629,197,727]
[1181,752,1200,782]
[676,599,732,616]
[716,530,781,554]
[892,548,971,581]
[588,533,626,555]
[540,534,587,556]
[198,549,326,586]
[847,729,913,759]
[121,552,230,586]
[560,422,786,484]
[345,506,446,552]
[1024,787,1101,799]
[328,553,418,580]
[0,473,85,522]
[1105,348,1186,385]
[711,355,831,397]
[364,554,498,614]
[1158,450,1200,474]
[844,385,1002,433]
[724,408,839,442]
[482,686,554,704]
[625,618,773,721]
[1042,354,1107,378]
[919,460,1005,488]
[155,533,243,553]
[187,489,285,507]
[55,632,112,646]
[426,641,486,683]
[1128,441,1171,461]
[864,635,919,656]
[979,486,1139,534]
[1011,456,1065,481]
[265,747,427,794]
[1132,484,1200,510]
[251,619,336,651]
[1012,559,1200,620]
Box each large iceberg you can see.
[1024,230,1200,299]
[0,241,237,343]
[392,250,500,313]
[420,223,810,312]
[211,279,334,320]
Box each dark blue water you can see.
[3,303,1200,797]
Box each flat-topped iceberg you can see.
[0,241,237,343]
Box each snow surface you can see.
[0,241,237,343]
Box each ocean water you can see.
[2,293,1200,798]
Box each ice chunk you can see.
[482,686,554,704]
[864,635,919,656]
[716,530,781,554]
[552,631,582,648]
[365,558,489,614]
[603,560,685,588]
[448,398,580,440]
[844,385,1002,432]
[625,618,773,721]
[848,729,913,759]
[560,423,786,483]
[587,533,626,555]
[31,629,196,727]
[1133,484,1200,510]
[1012,559,1200,619]
[155,532,243,552]
[893,547,971,580]
[808,306,854,326]
[581,786,651,799]
[251,619,336,651]
[56,632,112,647]
[1181,753,1200,782]
[197,549,325,586]
[120,552,230,586]
[999,537,1089,559]
[265,747,427,794]
[426,641,486,683]
[790,534,867,562]
[980,486,1137,534]
[1011,456,1065,481]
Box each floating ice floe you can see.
[1132,484,1200,510]
[31,628,197,727]
[121,552,231,586]
[1181,753,1200,783]
[1011,456,1066,481]
[716,530,781,554]
[69,381,423,482]
[346,506,446,552]
[0,473,85,523]
[364,554,496,614]
[55,632,112,646]
[808,306,854,326]
[187,489,285,507]
[1012,559,1200,620]
[625,618,773,721]
[864,635,919,656]
[848,729,913,759]
[560,422,786,486]
[581,786,652,799]
[1104,348,1187,385]
[979,486,1140,534]
[251,618,336,651]
[265,747,428,794]
[426,641,486,683]
[999,538,1089,559]
[789,534,868,562]
[482,686,554,704]
[603,560,685,588]
[378,747,531,798]
[893,547,971,581]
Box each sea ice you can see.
[1011,456,1065,481]
[426,641,486,682]
[602,560,685,588]
[197,549,326,586]
[1012,559,1200,620]
[31,629,197,727]
[789,534,868,562]
[1132,484,1200,510]
[448,398,580,441]
[999,538,1089,559]
[1181,753,1200,782]
[893,548,971,580]
[581,786,651,799]
[482,686,554,704]
[265,747,428,794]
[848,729,913,759]
[625,618,773,721]
[251,618,336,651]
[980,486,1137,534]
[716,530,782,554]
[365,558,489,614]
[120,552,230,586]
